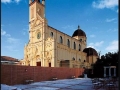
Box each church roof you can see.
[83,47,98,56]
[1,56,19,62]
[72,25,86,37]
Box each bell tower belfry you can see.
[29,0,45,23]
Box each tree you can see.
[93,51,118,77]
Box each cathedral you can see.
[20,0,98,69]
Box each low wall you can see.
[1,65,84,85]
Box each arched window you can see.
[79,39,82,42]
[67,39,70,47]
[50,32,53,37]
[72,57,75,60]
[79,44,81,51]
[74,42,76,49]
[60,36,63,44]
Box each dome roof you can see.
[72,25,86,37]
[83,47,98,56]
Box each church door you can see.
[49,63,51,67]
[37,62,41,66]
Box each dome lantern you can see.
[72,25,86,37]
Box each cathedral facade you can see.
[21,0,98,69]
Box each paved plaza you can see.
[1,78,119,90]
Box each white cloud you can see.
[22,27,29,35]
[15,0,20,3]
[1,29,20,44]
[105,40,118,52]
[1,29,11,37]
[116,9,118,13]
[92,0,118,9]
[1,0,11,3]
[1,29,6,35]
[7,37,20,44]
[90,34,95,38]
[87,45,94,48]
[5,46,19,51]
[107,28,118,32]
[87,41,104,53]
[62,25,75,30]
[89,41,104,47]
[95,41,104,47]
[22,32,26,35]
[1,0,21,3]
[87,46,100,53]
[106,18,116,22]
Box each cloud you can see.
[1,0,21,3]
[105,40,118,52]
[7,37,20,44]
[90,34,95,38]
[89,41,104,47]
[1,29,11,37]
[107,28,118,32]
[92,0,118,9]
[1,29,20,44]
[1,0,11,3]
[106,18,116,22]
[1,29,6,35]
[15,0,20,3]
[116,9,118,13]
[5,46,19,51]
[22,27,29,35]
[87,41,104,53]
[87,46,100,52]
[62,25,75,30]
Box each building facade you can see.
[21,0,98,68]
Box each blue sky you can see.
[1,0,118,60]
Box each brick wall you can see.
[1,65,84,85]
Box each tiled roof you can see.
[1,56,19,62]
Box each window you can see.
[79,39,82,42]
[60,36,63,44]
[67,39,70,47]
[72,57,75,60]
[74,42,76,49]
[50,32,53,37]
[79,44,81,51]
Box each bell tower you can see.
[29,0,45,23]
[29,0,46,43]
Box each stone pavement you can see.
[1,78,119,90]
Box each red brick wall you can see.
[1,65,84,85]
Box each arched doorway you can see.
[36,55,41,66]
[37,62,41,66]
[49,62,51,67]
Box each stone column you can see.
[104,67,106,77]
[109,67,111,77]
[114,68,116,77]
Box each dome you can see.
[72,25,86,37]
[83,47,98,56]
